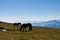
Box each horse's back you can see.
[21,23,32,27]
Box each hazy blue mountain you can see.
[31,20,60,28]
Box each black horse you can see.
[20,23,32,32]
[13,23,21,31]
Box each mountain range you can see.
[31,20,60,28]
[0,20,60,28]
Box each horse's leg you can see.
[25,27,27,32]
[20,26,22,32]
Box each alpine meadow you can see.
[0,0,60,40]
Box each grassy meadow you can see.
[0,22,60,40]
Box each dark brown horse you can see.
[20,23,32,32]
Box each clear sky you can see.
[0,0,60,23]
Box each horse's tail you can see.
[29,25,32,31]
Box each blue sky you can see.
[0,0,60,23]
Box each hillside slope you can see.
[0,21,60,40]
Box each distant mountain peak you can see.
[31,20,60,28]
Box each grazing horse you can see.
[13,23,21,31]
[20,23,32,32]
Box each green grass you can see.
[0,26,60,40]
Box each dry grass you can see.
[0,22,60,40]
[0,26,60,40]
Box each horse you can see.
[13,23,21,31]
[20,23,32,32]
